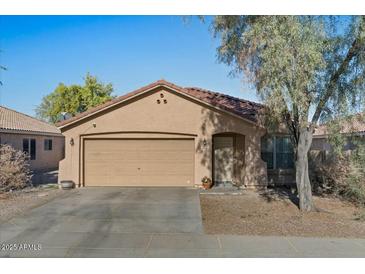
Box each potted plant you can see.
[201,176,213,189]
[60,180,75,190]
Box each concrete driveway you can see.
[1,187,365,257]
[0,187,204,257]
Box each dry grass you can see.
[200,189,365,238]
[0,187,62,223]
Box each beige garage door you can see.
[84,139,194,187]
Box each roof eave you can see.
[0,128,63,137]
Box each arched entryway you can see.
[212,133,246,187]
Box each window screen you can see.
[44,139,53,151]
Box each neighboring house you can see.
[57,80,279,188]
[0,106,65,172]
[311,113,365,160]
[261,115,365,186]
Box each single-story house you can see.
[311,113,365,161]
[0,106,65,172]
[57,80,297,188]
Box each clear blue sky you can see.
[0,16,257,116]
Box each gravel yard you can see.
[200,189,365,238]
[0,186,63,223]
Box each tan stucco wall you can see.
[0,132,65,172]
[59,86,268,187]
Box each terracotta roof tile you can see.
[182,87,263,123]
[314,113,365,136]
[0,106,61,135]
[56,80,263,128]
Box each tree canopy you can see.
[210,16,365,210]
[36,73,114,123]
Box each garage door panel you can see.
[107,176,193,187]
[87,150,189,156]
[84,139,194,186]
[107,162,193,171]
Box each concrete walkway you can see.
[1,187,365,257]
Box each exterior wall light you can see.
[203,139,207,146]
[70,138,74,146]
[92,123,96,128]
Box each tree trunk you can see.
[295,127,314,211]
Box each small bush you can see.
[0,144,32,192]
[341,165,365,206]
[310,146,365,207]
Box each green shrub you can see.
[0,144,32,192]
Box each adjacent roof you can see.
[56,79,264,128]
[0,106,61,135]
[314,113,365,137]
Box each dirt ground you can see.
[0,187,63,223]
[200,189,365,238]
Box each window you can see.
[275,137,294,169]
[261,137,274,169]
[23,139,29,154]
[23,138,36,160]
[261,136,294,169]
[44,139,53,151]
[30,139,36,160]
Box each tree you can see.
[36,73,114,123]
[210,16,365,211]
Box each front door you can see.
[213,136,234,185]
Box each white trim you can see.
[58,83,261,130]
